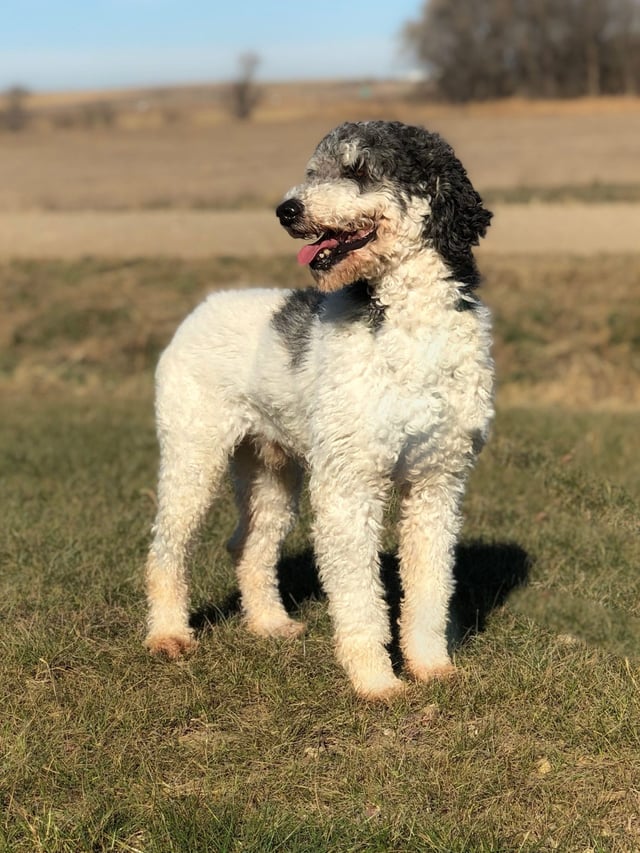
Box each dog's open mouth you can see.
[297,226,377,271]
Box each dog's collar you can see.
[365,282,386,327]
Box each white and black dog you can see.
[145,121,494,699]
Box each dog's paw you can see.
[245,616,306,640]
[145,632,197,659]
[355,673,406,702]
[405,660,456,683]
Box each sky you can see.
[0,0,424,93]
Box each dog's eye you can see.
[346,161,367,181]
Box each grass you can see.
[1,256,640,851]
[2,398,639,852]
[484,182,640,205]
[2,254,639,406]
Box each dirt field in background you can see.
[1,94,639,257]
[1,100,640,213]
[0,204,638,258]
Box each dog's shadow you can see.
[191,540,531,657]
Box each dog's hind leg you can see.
[397,473,465,682]
[145,381,239,659]
[228,439,305,638]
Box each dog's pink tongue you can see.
[297,237,339,266]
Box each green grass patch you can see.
[1,397,639,851]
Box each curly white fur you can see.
[144,121,494,699]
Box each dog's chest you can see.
[308,313,492,465]
[325,308,484,394]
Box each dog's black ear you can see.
[422,146,492,286]
[428,178,492,250]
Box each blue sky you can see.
[0,0,424,92]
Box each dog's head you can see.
[276,121,492,293]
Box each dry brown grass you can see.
[485,254,640,409]
[1,254,638,410]
[0,204,638,259]
[26,79,640,119]
[2,88,640,212]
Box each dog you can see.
[144,120,494,699]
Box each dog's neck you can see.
[337,279,386,329]
[367,250,472,315]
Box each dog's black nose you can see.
[276,198,304,226]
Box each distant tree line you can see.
[404,0,640,101]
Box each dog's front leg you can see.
[397,472,465,682]
[310,474,403,700]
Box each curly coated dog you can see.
[144,120,494,699]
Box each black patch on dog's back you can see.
[273,281,386,368]
[272,288,324,367]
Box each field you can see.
[3,89,640,212]
[1,87,640,851]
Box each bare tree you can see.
[1,85,30,132]
[227,52,263,120]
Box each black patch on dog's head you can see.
[314,121,492,288]
[272,288,324,367]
